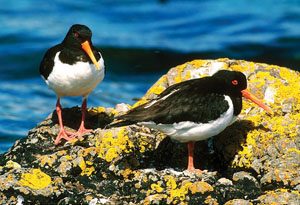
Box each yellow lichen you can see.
[86,160,93,166]
[232,129,260,168]
[95,106,106,113]
[135,183,141,189]
[132,75,168,108]
[151,183,164,193]
[78,158,86,171]
[88,106,106,116]
[96,128,134,162]
[57,150,67,156]
[184,70,192,80]
[287,148,300,155]
[189,59,205,68]
[6,173,14,182]
[147,84,165,96]
[132,98,148,108]
[81,166,95,176]
[76,158,95,176]
[188,181,214,194]
[147,175,212,204]
[117,128,134,152]
[167,181,192,204]
[18,169,51,190]
[136,135,154,153]
[121,168,133,179]
[86,195,94,202]
[174,63,187,83]
[204,195,219,205]
[105,147,119,162]
[78,147,97,158]
[230,64,249,73]
[142,176,148,183]
[5,160,21,169]
[88,106,120,116]
[64,155,73,160]
[38,155,58,167]
[164,175,177,190]
[263,188,300,197]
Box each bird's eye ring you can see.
[232,80,238,85]
[74,32,79,38]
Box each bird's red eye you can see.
[74,32,79,38]
[232,80,238,85]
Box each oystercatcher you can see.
[39,24,105,145]
[111,70,272,172]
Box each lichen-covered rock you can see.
[0,59,300,204]
[224,199,253,205]
[255,189,300,205]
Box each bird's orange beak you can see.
[241,89,273,114]
[81,41,100,70]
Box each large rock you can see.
[0,59,299,204]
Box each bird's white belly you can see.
[139,96,236,143]
[46,52,105,97]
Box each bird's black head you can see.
[63,24,93,48]
[211,70,247,116]
[212,70,247,93]
[60,24,100,69]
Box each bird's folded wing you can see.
[116,78,230,124]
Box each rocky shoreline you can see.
[1,59,300,204]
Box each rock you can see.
[255,189,300,205]
[232,171,261,198]
[0,58,300,204]
[224,199,253,205]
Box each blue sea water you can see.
[1,0,300,153]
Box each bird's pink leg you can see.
[187,142,202,173]
[70,98,92,139]
[54,98,74,145]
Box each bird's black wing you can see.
[115,77,230,124]
[39,44,62,80]
[95,47,106,73]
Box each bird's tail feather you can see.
[106,119,135,129]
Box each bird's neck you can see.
[230,94,243,116]
[58,46,88,65]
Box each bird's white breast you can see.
[46,52,105,97]
[139,95,236,143]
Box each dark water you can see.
[1,0,300,153]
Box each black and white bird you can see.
[111,70,272,172]
[39,24,105,145]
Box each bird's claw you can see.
[54,129,75,145]
[68,126,92,140]
[186,167,203,175]
[54,126,92,145]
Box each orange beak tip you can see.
[266,108,274,115]
[258,104,273,115]
[260,102,273,115]
[242,89,273,115]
